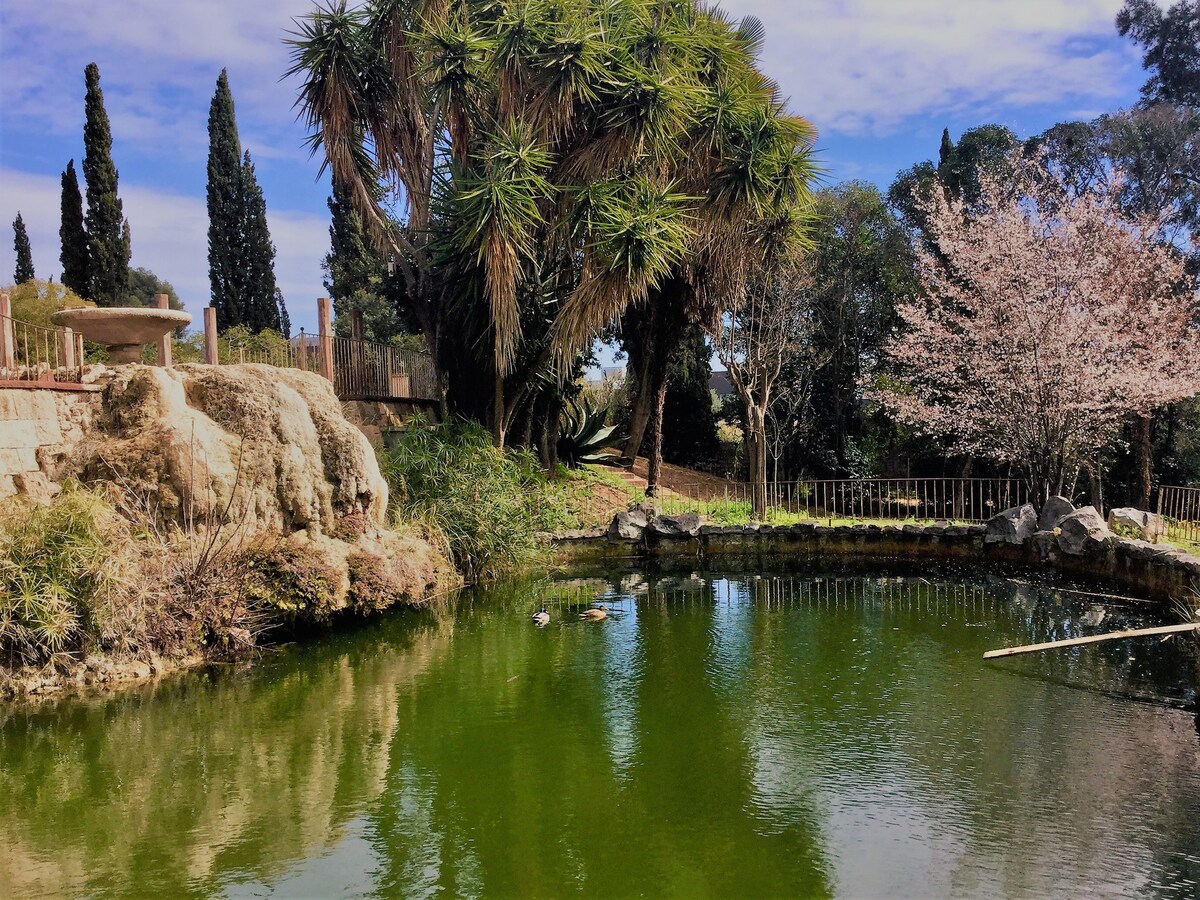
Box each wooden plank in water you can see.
[983,623,1200,659]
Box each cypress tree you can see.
[323,179,398,340]
[82,63,130,306]
[938,128,955,169]
[59,160,89,296]
[12,213,34,284]
[240,150,281,332]
[206,71,281,332]
[207,69,244,329]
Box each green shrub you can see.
[0,488,117,664]
[243,541,341,625]
[381,418,569,581]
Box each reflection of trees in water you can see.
[0,611,457,897]
[630,572,1200,897]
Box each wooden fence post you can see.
[154,293,173,367]
[318,297,334,381]
[0,293,14,371]
[60,326,76,370]
[203,307,218,365]
[350,308,364,342]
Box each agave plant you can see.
[558,398,621,468]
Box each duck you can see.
[579,604,608,621]
[531,606,550,627]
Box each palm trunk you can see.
[645,375,669,500]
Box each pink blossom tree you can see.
[871,163,1200,508]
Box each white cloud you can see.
[0,168,328,331]
[731,0,1139,135]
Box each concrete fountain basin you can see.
[51,307,192,363]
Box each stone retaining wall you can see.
[550,522,1200,603]
[0,387,99,501]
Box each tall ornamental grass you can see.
[381,419,570,582]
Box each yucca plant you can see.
[289,0,816,460]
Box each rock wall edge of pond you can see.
[549,523,1200,604]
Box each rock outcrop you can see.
[64,363,387,535]
[984,504,1037,545]
[1107,507,1166,543]
[57,363,457,613]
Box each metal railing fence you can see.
[1156,485,1200,545]
[216,330,437,403]
[0,312,86,385]
[661,477,1029,524]
[331,335,438,402]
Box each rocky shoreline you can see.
[551,500,1200,604]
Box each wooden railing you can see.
[662,477,1030,524]
[0,296,86,387]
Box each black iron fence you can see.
[662,477,1029,524]
[1156,485,1200,546]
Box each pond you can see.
[2,566,1199,898]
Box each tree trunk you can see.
[747,404,768,521]
[622,303,664,460]
[645,375,669,500]
[1132,413,1153,510]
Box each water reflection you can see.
[0,569,1197,898]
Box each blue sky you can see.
[0,0,1149,333]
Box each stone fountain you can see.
[51,306,192,364]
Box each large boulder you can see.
[63,363,388,536]
[1057,506,1112,556]
[1107,507,1167,543]
[608,509,649,541]
[984,504,1037,545]
[649,512,703,537]
[1038,496,1075,531]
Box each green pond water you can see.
[2,566,1200,899]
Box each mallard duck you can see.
[531,606,550,627]
[579,604,608,621]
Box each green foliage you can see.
[59,159,89,297]
[124,267,184,310]
[240,151,282,332]
[0,488,117,665]
[381,418,569,581]
[324,180,402,342]
[207,70,283,334]
[218,325,291,362]
[1118,0,1200,106]
[889,125,1019,237]
[82,63,130,307]
[662,325,721,470]
[787,182,917,477]
[243,541,340,625]
[3,279,93,329]
[12,212,34,284]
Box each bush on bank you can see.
[380,418,575,582]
